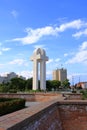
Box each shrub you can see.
[0,97,13,102]
[80,90,87,99]
[9,89,17,93]
[0,98,25,116]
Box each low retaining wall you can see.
[63,93,82,100]
[0,93,61,102]
[67,93,82,100]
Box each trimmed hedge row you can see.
[0,97,13,102]
[0,98,26,116]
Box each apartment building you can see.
[0,72,18,83]
[0,72,26,83]
[53,68,67,82]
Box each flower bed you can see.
[0,97,25,116]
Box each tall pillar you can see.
[40,61,46,90]
[33,60,38,90]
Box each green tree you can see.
[51,80,61,90]
[25,78,32,90]
[46,80,52,91]
[46,80,61,91]
[10,77,26,91]
[62,79,70,89]
[0,84,10,93]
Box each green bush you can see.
[0,97,13,102]
[80,90,87,99]
[9,89,17,93]
[0,98,25,116]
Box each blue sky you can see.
[0,0,87,84]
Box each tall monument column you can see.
[30,48,49,90]
[40,61,46,90]
[33,60,38,90]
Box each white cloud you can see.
[0,42,11,55]
[0,72,8,77]
[0,46,11,55]
[46,70,52,79]
[10,26,58,44]
[47,59,53,64]
[11,10,18,18]
[19,70,52,79]
[0,71,32,79]
[73,28,87,38]
[9,59,26,65]
[7,19,86,45]
[2,47,11,51]
[17,71,33,79]
[56,19,84,32]
[66,41,87,64]
[67,50,87,64]
[0,70,52,80]
[55,58,60,62]
[79,41,87,50]
[46,58,61,64]
[0,51,2,55]
[0,63,4,68]
[64,53,68,57]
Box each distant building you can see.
[0,72,18,83]
[76,82,87,89]
[52,68,67,82]
[7,72,18,80]
[0,72,26,84]
[0,76,5,83]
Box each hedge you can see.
[0,98,26,116]
[0,97,13,102]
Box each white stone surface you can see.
[30,48,49,90]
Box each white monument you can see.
[30,48,49,90]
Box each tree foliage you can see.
[61,79,70,88]
[10,77,26,91]
[46,80,61,91]
[0,77,70,92]
[25,78,32,90]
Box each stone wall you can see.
[67,93,82,100]
[0,93,61,101]
[58,101,87,130]
[21,104,62,130]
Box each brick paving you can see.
[0,94,64,130]
[0,93,87,130]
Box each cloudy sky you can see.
[0,0,87,84]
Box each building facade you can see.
[0,72,26,83]
[76,82,87,89]
[52,68,67,82]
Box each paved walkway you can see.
[0,94,64,130]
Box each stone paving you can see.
[0,94,64,130]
